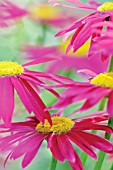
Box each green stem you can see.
[110,162,113,170]
[98,97,107,111]
[50,156,57,170]
[81,97,106,166]
[94,56,113,170]
[37,24,47,44]
[108,56,113,72]
[94,118,113,170]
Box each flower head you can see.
[23,41,108,74]
[50,0,113,60]
[49,69,113,117]
[29,4,75,28]
[0,112,112,169]
[0,58,73,126]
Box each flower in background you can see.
[0,58,73,126]
[0,0,27,27]
[48,69,113,118]
[29,4,76,28]
[23,39,109,74]
[50,0,113,59]
[0,112,112,169]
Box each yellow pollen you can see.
[59,39,90,57]
[90,72,113,88]
[97,2,113,12]
[36,116,75,134]
[29,5,58,20]
[0,61,24,76]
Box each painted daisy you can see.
[29,4,75,28]
[48,69,113,117]
[0,112,112,169]
[23,40,108,74]
[0,58,73,126]
[50,0,113,58]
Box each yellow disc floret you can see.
[97,2,113,12]
[90,72,113,88]
[0,61,24,76]
[29,5,58,20]
[36,116,75,134]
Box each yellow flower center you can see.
[90,72,113,88]
[97,2,113,12]
[59,39,90,57]
[0,61,24,76]
[29,5,58,20]
[36,116,75,134]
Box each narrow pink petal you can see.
[77,69,97,77]
[55,17,84,36]
[21,79,51,125]
[12,77,45,122]
[66,24,84,53]
[22,142,42,168]
[0,77,14,126]
[48,134,65,162]
[57,135,75,162]
[67,132,97,159]
[22,57,61,67]
[69,151,83,170]
[74,123,112,134]
[10,134,46,160]
[11,77,32,113]
[77,131,113,152]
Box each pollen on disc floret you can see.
[90,72,113,89]
[97,2,113,12]
[0,61,24,76]
[36,116,75,134]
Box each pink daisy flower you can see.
[50,0,113,56]
[0,112,112,169]
[0,0,75,28]
[0,0,27,27]
[0,58,73,126]
[23,43,109,74]
[29,4,75,28]
[48,69,113,117]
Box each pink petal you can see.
[67,132,97,159]
[48,134,65,162]
[77,131,113,152]
[69,151,83,170]
[22,57,61,67]
[22,143,42,168]
[77,69,97,77]
[11,77,32,113]
[57,134,75,162]
[0,77,14,126]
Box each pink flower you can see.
[0,58,73,126]
[23,44,109,74]
[0,0,27,27]
[0,112,112,169]
[28,4,76,28]
[50,0,113,56]
[48,69,113,117]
